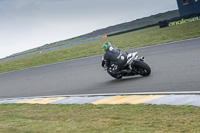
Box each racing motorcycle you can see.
[102,51,151,79]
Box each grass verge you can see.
[0,21,200,73]
[0,104,199,133]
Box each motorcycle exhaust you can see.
[140,56,145,61]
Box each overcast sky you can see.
[0,0,178,59]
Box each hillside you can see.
[51,10,180,42]
[6,10,179,59]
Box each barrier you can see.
[159,13,200,28]
[106,23,159,37]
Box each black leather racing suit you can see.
[103,46,127,74]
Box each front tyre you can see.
[134,61,151,76]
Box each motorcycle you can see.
[102,51,151,79]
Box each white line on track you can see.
[1,91,200,100]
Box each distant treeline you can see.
[83,10,180,38]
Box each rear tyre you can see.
[134,61,151,76]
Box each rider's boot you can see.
[117,69,131,75]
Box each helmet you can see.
[103,42,111,52]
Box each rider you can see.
[102,42,130,76]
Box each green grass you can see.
[0,104,199,133]
[0,21,200,73]
[4,37,86,59]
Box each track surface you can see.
[0,38,200,98]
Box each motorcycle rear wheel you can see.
[134,61,151,76]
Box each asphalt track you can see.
[0,38,200,99]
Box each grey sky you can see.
[0,0,178,59]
